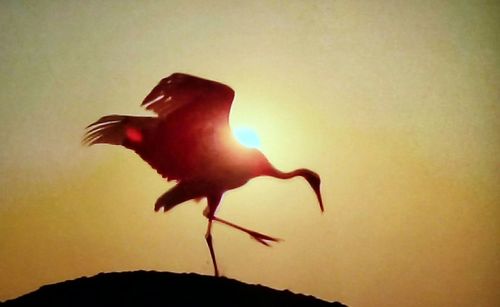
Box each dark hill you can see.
[1,271,346,306]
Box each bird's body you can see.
[84,73,323,276]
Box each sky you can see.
[0,1,498,306]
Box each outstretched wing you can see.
[142,73,234,122]
[137,73,236,181]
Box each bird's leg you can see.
[204,194,222,277]
[212,216,282,246]
[205,218,219,277]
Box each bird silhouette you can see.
[83,73,323,276]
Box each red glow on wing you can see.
[126,127,143,143]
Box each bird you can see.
[83,73,323,277]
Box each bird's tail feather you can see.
[82,115,153,146]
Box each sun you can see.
[233,127,261,149]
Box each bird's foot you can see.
[211,216,282,246]
[247,230,282,246]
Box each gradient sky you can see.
[1,1,498,306]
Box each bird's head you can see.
[299,169,324,213]
[261,164,324,213]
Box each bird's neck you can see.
[263,166,308,180]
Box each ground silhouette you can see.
[1,271,346,306]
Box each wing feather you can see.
[84,73,236,182]
[140,73,235,181]
[141,73,234,121]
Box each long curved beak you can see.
[313,183,324,213]
[304,173,324,213]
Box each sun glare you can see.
[233,127,261,149]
